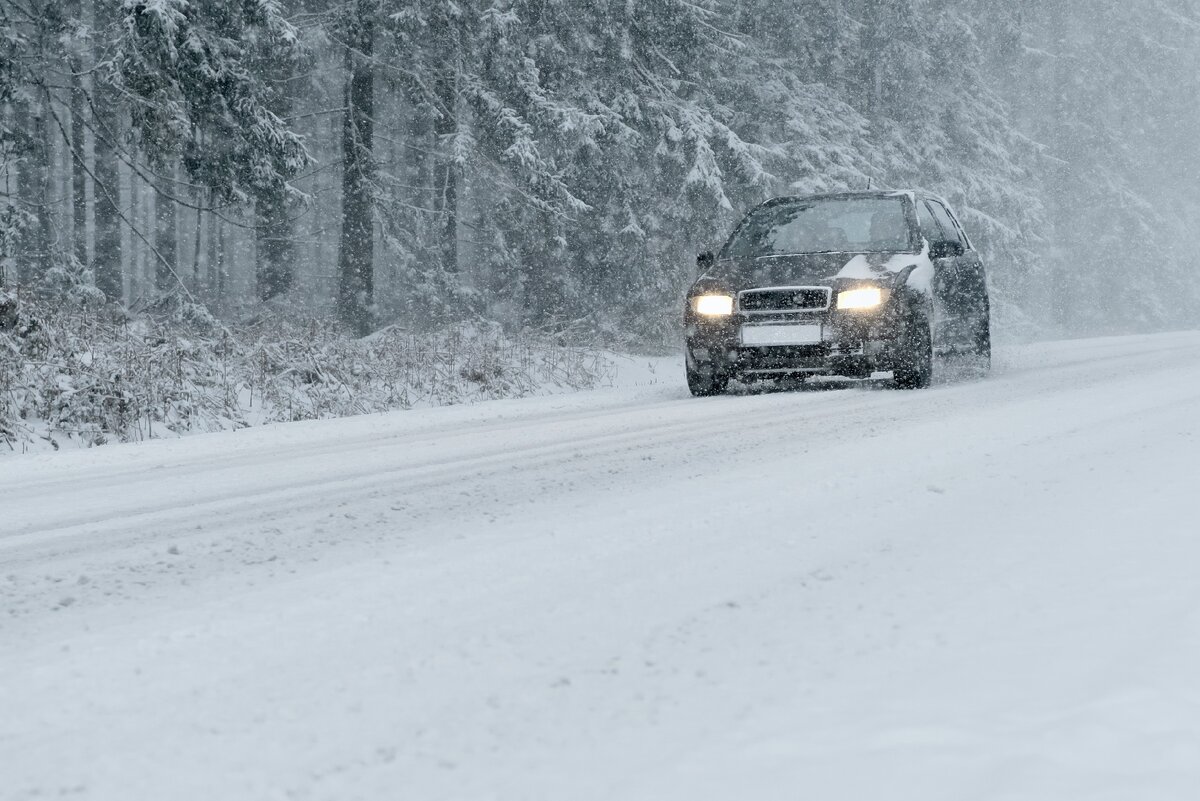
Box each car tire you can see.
[974,314,992,370]
[893,317,933,390]
[687,365,730,397]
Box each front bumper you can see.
[685,309,901,380]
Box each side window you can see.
[942,204,972,250]
[916,200,942,244]
[927,200,964,247]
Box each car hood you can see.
[706,251,924,291]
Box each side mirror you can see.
[929,240,965,259]
[697,251,716,272]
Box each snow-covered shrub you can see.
[0,301,614,454]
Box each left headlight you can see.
[837,287,884,311]
[692,294,735,317]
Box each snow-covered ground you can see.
[3,332,1200,800]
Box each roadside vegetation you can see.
[0,291,613,453]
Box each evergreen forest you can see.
[4,0,1200,340]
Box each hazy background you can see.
[3,0,1199,341]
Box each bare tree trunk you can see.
[68,109,86,266]
[155,164,177,293]
[860,0,886,118]
[128,156,141,301]
[255,54,297,302]
[336,3,376,336]
[205,207,219,306]
[91,20,123,303]
[13,99,52,290]
[215,218,227,312]
[69,0,88,268]
[13,105,37,291]
[426,4,460,284]
[433,68,458,276]
[140,162,152,296]
[36,102,54,277]
[191,203,203,295]
[255,188,294,302]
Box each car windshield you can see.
[721,197,913,259]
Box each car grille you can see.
[739,287,831,313]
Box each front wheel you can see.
[687,365,730,397]
[893,318,933,390]
[974,313,992,371]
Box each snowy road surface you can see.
[4,332,1200,800]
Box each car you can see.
[684,190,991,395]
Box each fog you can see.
[2,0,1198,338]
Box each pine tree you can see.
[115,0,310,296]
[91,0,123,303]
[336,0,377,335]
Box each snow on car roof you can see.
[757,189,958,213]
[762,189,917,204]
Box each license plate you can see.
[741,324,823,346]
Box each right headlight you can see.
[692,294,735,317]
[837,287,884,311]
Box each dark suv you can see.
[684,190,990,395]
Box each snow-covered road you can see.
[4,332,1200,800]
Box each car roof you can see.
[761,189,952,208]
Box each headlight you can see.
[693,294,734,316]
[837,287,884,310]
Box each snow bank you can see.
[0,299,632,455]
